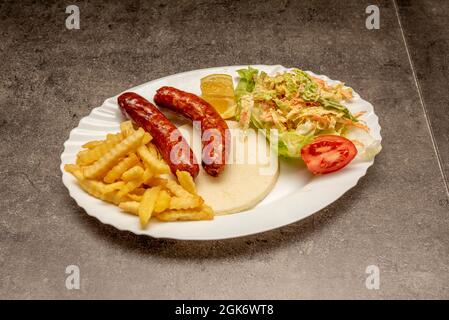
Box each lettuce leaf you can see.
[318,97,359,122]
[252,127,313,159]
[235,66,258,100]
[277,131,314,158]
[235,67,259,121]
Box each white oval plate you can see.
[60,65,381,240]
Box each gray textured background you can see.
[0,0,448,299]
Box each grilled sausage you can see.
[118,92,199,178]
[154,86,229,177]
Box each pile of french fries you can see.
[64,121,213,227]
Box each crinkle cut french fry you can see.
[114,169,152,202]
[142,168,153,183]
[120,121,134,136]
[76,133,123,166]
[119,201,140,216]
[82,140,104,149]
[142,132,152,145]
[83,182,122,205]
[83,128,145,179]
[146,177,168,188]
[121,122,151,144]
[66,164,113,205]
[114,179,143,203]
[137,145,170,174]
[70,168,107,199]
[169,195,203,210]
[176,170,197,195]
[120,121,135,138]
[102,190,122,205]
[147,143,159,158]
[156,205,214,222]
[127,193,143,202]
[138,186,161,226]
[154,189,171,213]
[103,153,139,183]
[165,180,193,198]
[65,164,122,204]
[121,165,144,181]
[79,179,107,199]
[64,164,83,180]
[103,181,125,193]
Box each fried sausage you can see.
[154,86,229,177]
[118,92,199,178]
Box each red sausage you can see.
[154,86,229,177]
[117,92,199,178]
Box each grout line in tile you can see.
[392,0,449,197]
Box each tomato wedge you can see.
[301,135,357,175]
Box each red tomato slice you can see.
[301,135,357,175]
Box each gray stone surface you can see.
[0,0,448,299]
[397,0,449,193]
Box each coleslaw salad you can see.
[235,67,381,161]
